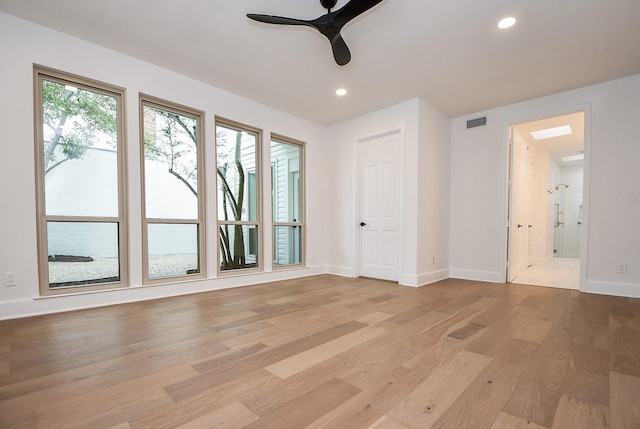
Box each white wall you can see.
[324,99,419,279]
[0,12,330,319]
[450,74,640,297]
[416,99,451,285]
[325,98,451,287]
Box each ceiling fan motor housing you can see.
[320,0,338,10]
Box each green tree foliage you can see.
[42,80,117,173]
[143,108,198,197]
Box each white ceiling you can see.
[1,0,640,126]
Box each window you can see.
[34,67,127,294]
[271,135,305,267]
[215,119,262,273]
[140,96,205,282]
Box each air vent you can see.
[467,116,487,129]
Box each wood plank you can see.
[109,423,133,429]
[447,322,486,340]
[164,320,367,402]
[502,293,581,427]
[34,365,197,429]
[242,378,361,429]
[368,294,400,304]
[571,343,609,375]
[129,369,278,429]
[609,325,640,377]
[550,369,609,429]
[307,366,428,429]
[512,318,553,344]
[368,415,411,429]
[355,311,395,325]
[491,412,548,429]
[221,319,334,349]
[478,338,540,387]
[0,374,107,427]
[610,371,640,429]
[430,371,512,429]
[266,325,387,379]
[173,401,258,429]
[385,350,492,428]
[367,416,409,429]
[574,320,608,349]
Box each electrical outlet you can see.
[617,262,627,274]
[5,272,17,287]
[429,256,436,265]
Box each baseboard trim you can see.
[449,268,504,284]
[326,265,356,278]
[0,266,327,321]
[582,280,640,298]
[400,270,450,287]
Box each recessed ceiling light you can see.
[498,16,517,29]
[561,154,584,162]
[336,88,347,96]
[531,125,572,140]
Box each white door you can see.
[358,131,400,281]
[508,132,529,282]
[526,160,536,267]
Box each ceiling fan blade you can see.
[247,14,309,26]
[333,0,385,29]
[331,34,351,66]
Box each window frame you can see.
[270,133,306,269]
[215,117,263,275]
[34,66,128,295]
[139,94,206,284]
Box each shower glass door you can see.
[553,172,583,258]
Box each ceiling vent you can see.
[466,116,487,129]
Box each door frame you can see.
[503,104,591,291]
[354,125,405,281]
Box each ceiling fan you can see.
[247,0,385,66]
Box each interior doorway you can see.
[357,129,402,282]
[506,111,585,290]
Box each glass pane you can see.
[219,224,259,271]
[42,80,119,217]
[143,105,199,219]
[271,140,301,222]
[47,221,120,288]
[216,124,258,222]
[148,223,200,279]
[273,225,303,266]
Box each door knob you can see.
[517,224,523,228]
[360,222,367,226]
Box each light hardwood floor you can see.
[1,275,639,428]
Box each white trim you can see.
[354,125,405,282]
[401,269,450,287]
[583,280,640,298]
[326,265,357,278]
[449,268,504,283]
[0,266,326,321]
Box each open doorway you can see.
[506,111,585,289]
